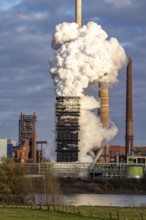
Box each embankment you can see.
[60,177,146,194]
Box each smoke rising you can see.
[49,21,127,162]
[43,141,56,161]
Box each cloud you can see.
[19,13,48,21]
[104,0,132,8]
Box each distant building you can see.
[13,113,47,163]
[13,113,37,163]
[0,139,7,161]
[110,145,125,163]
[0,139,13,162]
[109,145,146,163]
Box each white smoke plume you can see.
[43,141,56,161]
[79,99,118,162]
[49,21,127,162]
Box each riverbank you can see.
[60,177,146,194]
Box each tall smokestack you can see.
[125,57,134,155]
[55,1,82,162]
[75,0,82,28]
[99,82,109,129]
[98,82,110,162]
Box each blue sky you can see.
[0,0,22,10]
[0,0,146,147]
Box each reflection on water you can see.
[60,194,146,207]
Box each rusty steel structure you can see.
[19,113,37,162]
[56,97,80,162]
[36,141,47,163]
[125,57,134,155]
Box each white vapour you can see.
[50,22,126,96]
[49,21,127,162]
[43,141,56,161]
[79,110,118,162]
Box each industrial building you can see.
[0,139,13,162]
[56,97,80,162]
[13,113,47,163]
[13,113,37,163]
[45,1,145,179]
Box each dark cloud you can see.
[0,0,145,147]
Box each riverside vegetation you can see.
[0,158,62,205]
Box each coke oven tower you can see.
[55,1,81,162]
[56,97,80,162]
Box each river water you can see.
[59,194,146,207]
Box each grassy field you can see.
[0,207,93,220]
[0,206,146,220]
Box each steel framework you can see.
[19,113,37,162]
[56,97,80,162]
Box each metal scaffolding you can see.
[56,97,80,162]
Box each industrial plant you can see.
[0,0,146,181]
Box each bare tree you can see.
[43,170,62,206]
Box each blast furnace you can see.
[19,113,37,162]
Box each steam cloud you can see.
[49,22,127,162]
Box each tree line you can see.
[0,158,62,205]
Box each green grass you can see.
[0,206,146,220]
[0,207,93,220]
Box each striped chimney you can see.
[99,82,110,129]
[98,82,110,162]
